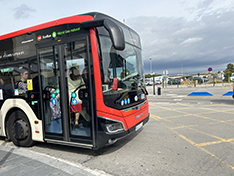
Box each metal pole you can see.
[153,74,155,95]
[150,58,152,73]
[181,62,183,76]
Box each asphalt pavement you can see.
[1,83,234,176]
[0,138,110,176]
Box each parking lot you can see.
[149,102,234,175]
[1,85,234,175]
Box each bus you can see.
[0,12,149,149]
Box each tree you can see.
[145,74,162,79]
[227,63,234,72]
[145,74,152,78]
[120,69,130,79]
[224,63,234,82]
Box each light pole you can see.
[181,62,183,76]
[150,58,152,73]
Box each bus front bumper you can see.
[96,114,149,149]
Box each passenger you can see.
[16,69,28,97]
[0,77,4,89]
[68,67,85,128]
[104,69,111,84]
[80,68,91,125]
[4,72,14,98]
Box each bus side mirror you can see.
[81,19,125,51]
[103,20,125,51]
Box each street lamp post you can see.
[150,58,152,73]
[181,62,183,76]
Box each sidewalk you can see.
[0,141,110,176]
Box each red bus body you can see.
[0,12,149,149]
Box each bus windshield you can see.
[99,35,145,109]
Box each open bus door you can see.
[36,36,95,148]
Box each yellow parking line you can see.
[151,114,162,120]
[193,114,223,122]
[150,114,160,121]
[197,138,234,147]
[171,125,198,130]
[150,114,172,122]
[197,146,234,170]
[153,104,225,122]
[200,107,234,114]
[150,112,234,171]
[164,115,183,119]
[187,126,225,141]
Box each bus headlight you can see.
[98,116,126,134]
[105,122,124,133]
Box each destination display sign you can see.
[0,24,83,61]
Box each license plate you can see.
[135,122,143,131]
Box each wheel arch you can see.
[1,99,43,142]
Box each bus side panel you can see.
[0,99,43,142]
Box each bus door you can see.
[37,38,94,147]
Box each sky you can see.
[0,0,234,75]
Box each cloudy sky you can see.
[0,0,234,75]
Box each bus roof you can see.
[0,12,140,48]
[0,15,94,41]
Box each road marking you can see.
[150,114,160,121]
[151,103,234,126]
[150,105,234,171]
[150,114,172,122]
[197,138,234,147]
[174,99,182,101]
[171,125,198,129]
[152,115,234,171]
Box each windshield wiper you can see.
[122,72,139,82]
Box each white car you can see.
[230,76,234,81]
[145,81,153,86]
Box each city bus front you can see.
[90,18,149,148]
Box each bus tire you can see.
[7,111,34,147]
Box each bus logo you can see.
[52,32,57,38]
[136,113,143,119]
[37,35,42,41]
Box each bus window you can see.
[39,46,62,134]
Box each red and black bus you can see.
[0,12,149,149]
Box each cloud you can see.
[127,5,234,74]
[14,4,36,19]
[181,37,203,45]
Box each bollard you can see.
[157,87,161,95]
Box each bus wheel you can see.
[7,111,34,147]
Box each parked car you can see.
[168,78,181,85]
[145,81,153,86]
[155,81,161,85]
